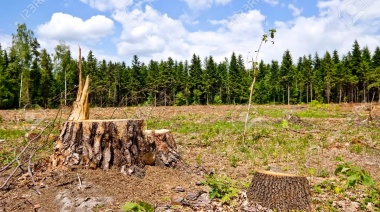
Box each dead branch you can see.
[0,162,21,189]
[28,154,41,195]
[0,124,51,172]
[77,174,82,189]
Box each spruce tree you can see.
[280,50,293,105]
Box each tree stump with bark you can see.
[50,120,184,175]
[247,170,312,211]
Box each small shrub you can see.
[228,155,239,168]
[335,162,375,189]
[213,95,222,105]
[196,154,202,166]
[203,174,239,203]
[121,201,154,212]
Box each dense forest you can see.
[0,24,380,109]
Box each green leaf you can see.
[121,202,139,212]
[121,201,154,212]
[341,167,350,173]
[362,174,375,187]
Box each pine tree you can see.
[280,50,293,105]
[303,55,313,103]
[269,60,280,104]
[312,52,324,102]
[30,38,41,105]
[369,47,380,102]
[189,54,203,104]
[332,50,344,103]
[217,60,228,104]
[360,46,371,102]
[322,51,334,103]
[39,49,54,107]
[147,60,159,106]
[0,45,15,108]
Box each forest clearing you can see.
[0,104,380,211]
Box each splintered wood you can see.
[247,170,312,212]
[50,120,183,172]
[68,47,89,121]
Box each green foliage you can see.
[360,185,380,210]
[213,95,222,105]
[196,154,202,166]
[228,155,239,168]
[335,162,375,189]
[1,24,380,108]
[121,201,154,212]
[203,174,239,203]
[175,92,187,106]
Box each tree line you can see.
[1,24,380,109]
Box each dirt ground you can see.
[1,104,380,211]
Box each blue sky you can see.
[0,0,379,65]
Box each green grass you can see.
[0,128,25,140]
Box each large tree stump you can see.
[50,120,183,175]
[247,170,312,211]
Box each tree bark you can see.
[50,120,183,173]
[247,170,312,212]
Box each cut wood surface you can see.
[247,170,312,211]
[50,119,183,174]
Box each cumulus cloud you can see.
[262,0,279,6]
[79,0,126,11]
[111,0,380,65]
[288,4,303,17]
[37,13,114,41]
[215,0,232,6]
[0,34,12,49]
[181,0,232,10]
[45,0,380,66]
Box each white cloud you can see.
[181,0,213,10]
[215,0,232,6]
[37,13,114,42]
[181,0,231,10]
[180,12,200,25]
[109,0,380,66]
[79,0,126,11]
[288,4,303,17]
[35,0,380,67]
[0,34,12,49]
[262,0,279,6]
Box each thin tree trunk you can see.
[19,72,23,108]
[363,82,366,103]
[310,83,313,101]
[306,84,309,104]
[287,83,290,105]
[339,85,342,104]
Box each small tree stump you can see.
[247,170,312,211]
[144,129,181,168]
[50,120,183,173]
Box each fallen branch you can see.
[0,124,51,172]
[77,174,82,189]
[28,154,41,195]
[0,161,21,189]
